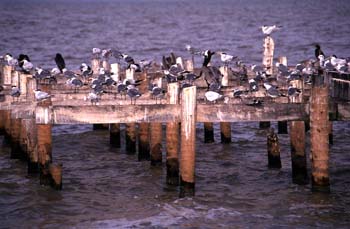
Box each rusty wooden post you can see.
[19,119,27,156]
[125,123,136,154]
[263,36,275,75]
[109,123,121,148]
[91,58,101,76]
[10,117,23,159]
[49,163,62,190]
[310,74,330,192]
[184,59,194,72]
[180,86,197,197]
[138,122,150,161]
[289,80,308,184]
[166,82,180,185]
[3,65,13,85]
[111,63,121,78]
[0,110,5,135]
[259,121,271,129]
[102,59,111,73]
[26,118,38,173]
[37,122,52,185]
[219,66,231,143]
[3,110,12,145]
[267,128,281,168]
[328,121,333,145]
[150,122,162,166]
[203,122,214,143]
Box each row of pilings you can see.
[0,58,335,196]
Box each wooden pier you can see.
[1,58,350,196]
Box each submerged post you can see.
[180,86,197,197]
[310,74,330,192]
[289,79,308,184]
[10,117,23,159]
[166,82,180,185]
[138,122,150,161]
[109,123,121,148]
[150,122,163,166]
[267,128,281,168]
[204,122,214,143]
[26,118,38,173]
[125,123,136,154]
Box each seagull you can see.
[80,63,93,78]
[66,77,83,92]
[92,48,102,59]
[263,83,285,98]
[218,52,238,65]
[149,84,165,104]
[86,91,99,105]
[55,53,66,73]
[249,78,259,92]
[233,88,248,98]
[20,59,34,73]
[199,65,222,89]
[287,85,301,97]
[261,25,281,36]
[204,91,223,103]
[315,44,325,59]
[33,89,51,101]
[10,86,20,101]
[18,54,31,68]
[116,81,128,99]
[4,53,18,66]
[127,85,141,105]
[185,44,202,56]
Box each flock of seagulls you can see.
[1,24,349,107]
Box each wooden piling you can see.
[166,82,180,185]
[310,74,330,192]
[263,36,275,75]
[109,123,121,148]
[0,110,5,135]
[37,123,52,185]
[3,65,13,85]
[102,60,111,73]
[150,122,162,166]
[110,63,121,78]
[3,110,12,145]
[10,118,23,160]
[49,163,62,190]
[91,58,101,76]
[26,118,38,173]
[267,128,281,168]
[125,123,136,154]
[138,122,150,161]
[259,121,271,129]
[278,121,288,134]
[203,122,214,143]
[219,66,231,143]
[180,86,197,197]
[289,80,308,184]
[184,59,194,72]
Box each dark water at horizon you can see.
[1,0,350,228]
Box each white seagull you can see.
[261,25,281,36]
[33,89,51,101]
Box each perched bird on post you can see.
[54,53,66,73]
[315,44,325,59]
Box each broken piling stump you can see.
[267,128,281,169]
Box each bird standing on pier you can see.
[10,86,20,101]
[149,84,165,104]
[18,54,31,68]
[4,53,18,66]
[80,63,93,78]
[315,44,325,59]
[20,59,34,73]
[287,85,301,98]
[55,53,66,73]
[202,50,215,67]
[249,78,259,92]
[218,52,238,66]
[66,77,84,93]
[86,91,100,105]
[263,83,285,98]
[261,25,281,36]
[33,89,51,101]
[204,90,223,103]
[127,85,142,105]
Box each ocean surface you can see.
[1,0,350,228]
